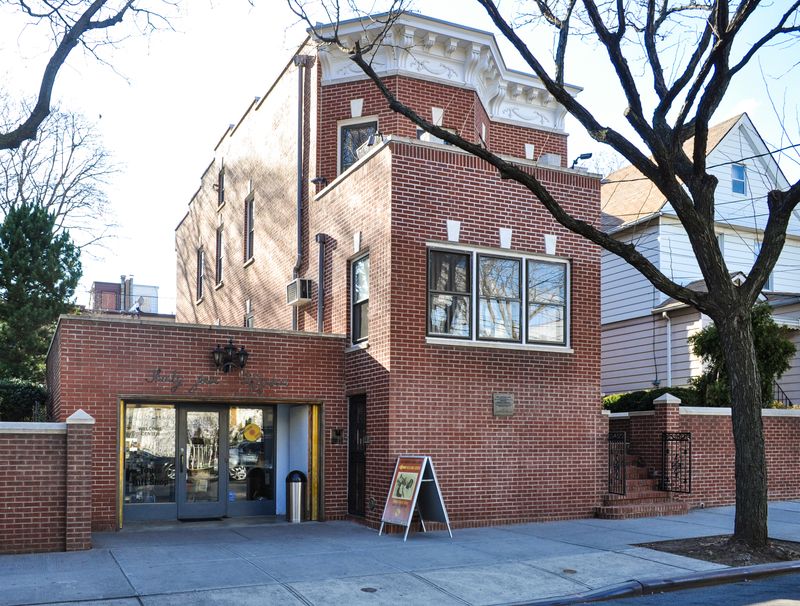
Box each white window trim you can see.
[351,252,370,345]
[426,241,571,352]
[196,248,205,303]
[337,116,379,175]
[732,163,747,195]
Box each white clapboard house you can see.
[601,114,800,403]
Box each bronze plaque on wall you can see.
[492,393,515,417]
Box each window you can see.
[340,120,377,173]
[217,166,225,206]
[527,260,567,345]
[244,194,254,262]
[351,255,369,343]
[478,255,521,341]
[215,226,224,285]
[428,250,471,338]
[196,248,205,301]
[732,164,747,194]
[244,299,254,327]
[754,243,774,291]
[427,247,570,348]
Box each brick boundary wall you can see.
[608,396,800,507]
[0,411,95,554]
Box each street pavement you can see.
[1,500,799,606]
[596,571,800,605]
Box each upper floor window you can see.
[527,259,567,345]
[428,247,569,348]
[244,299,254,328]
[244,194,254,262]
[754,242,774,291]
[217,166,225,206]
[478,255,521,341]
[340,120,377,173]
[215,226,224,285]
[351,255,369,343]
[732,164,747,194]
[196,248,205,301]
[428,250,471,338]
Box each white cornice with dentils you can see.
[312,13,581,134]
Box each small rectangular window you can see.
[732,164,746,194]
[527,260,567,345]
[217,166,225,206]
[244,194,254,262]
[196,248,205,301]
[340,121,377,173]
[754,243,774,291]
[215,227,224,285]
[351,255,369,343]
[478,255,521,341]
[428,250,471,338]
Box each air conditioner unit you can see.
[286,278,313,306]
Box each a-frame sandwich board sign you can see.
[379,455,452,542]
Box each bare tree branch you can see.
[0,104,118,251]
[0,0,176,151]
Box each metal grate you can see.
[608,432,627,495]
[661,432,692,493]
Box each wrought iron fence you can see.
[660,432,692,493]
[608,431,627,495]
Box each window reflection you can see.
[124,405,176,504]
[228,407,274,502]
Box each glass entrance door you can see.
[177,408,226,519]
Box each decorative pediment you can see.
[313,13,580,133]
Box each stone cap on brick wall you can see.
[66,409,95,425]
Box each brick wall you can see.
[609,404,800,507]
[47,316,346,530]
[175,46,316,329]
[0,414,94,554]
[383,142,604,525]
[316,75,569,184]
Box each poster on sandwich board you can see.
[379,455,452,542]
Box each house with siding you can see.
[601,113,800,402]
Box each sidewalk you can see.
[1,501,799,606]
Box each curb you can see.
[518,559,800,605]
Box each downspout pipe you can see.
[315,233,327,332]
[662,311,672,388]
[292,54,313,329]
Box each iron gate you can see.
[608,431,627,495]
[660,432,692,493]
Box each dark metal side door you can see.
[348,395,367,517]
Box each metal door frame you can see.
[176,405,228,519]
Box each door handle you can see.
[180,448,185,473]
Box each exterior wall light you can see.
[571,152,593,168]
[213,338,249,373]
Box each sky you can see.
[1,1,798,313]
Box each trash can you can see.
[286,470,307,523]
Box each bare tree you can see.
[0,103,117,251]
[291,0,800,547]
[0,0,175,151]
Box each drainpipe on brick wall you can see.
[315,233,327,333]
[292,54,314,330]
[662,311,672,387]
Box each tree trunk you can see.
[715,308,768,547]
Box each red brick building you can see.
[47,13,604,531]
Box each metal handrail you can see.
[773,382,794,407]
